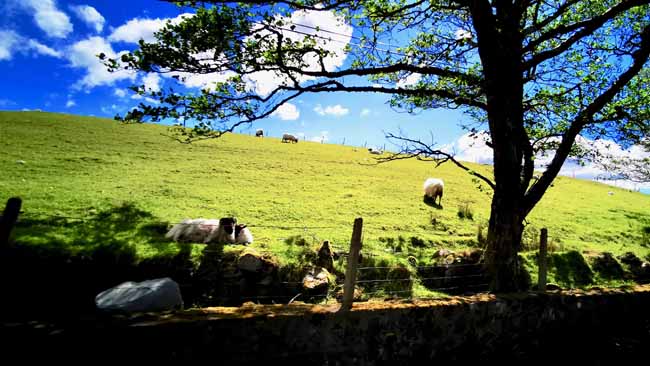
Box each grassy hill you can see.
[2,111,650,297]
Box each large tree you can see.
[107,0,650,292]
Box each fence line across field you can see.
[356,263,484,271]
[356,274,486,284]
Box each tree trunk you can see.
[485,192,527,292]
[469,2,528,293]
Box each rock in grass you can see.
[95,277,183,313]
[302,266,331,291]
[237,248,278,274]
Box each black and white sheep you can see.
[165,218,222,243]
[234,224,254,244]
[282,133,299,143]
[204,217,238,244]
[423,178,444,205]
[255,129,264,137]
[166,217,254,245]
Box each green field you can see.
[2,111,650,295]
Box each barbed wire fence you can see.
[4,199,564,309]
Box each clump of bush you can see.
[642,226,650,246]
[457,202,474,220]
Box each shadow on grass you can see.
[422,195,443,210]
[547,250,594,287]
[0,202,198,320]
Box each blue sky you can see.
[0,0,467,150]
[1,0,648,192]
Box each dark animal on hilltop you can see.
[282,133,299,143]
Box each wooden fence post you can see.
[340,217,363,312]
[538,228,548,292]
[0,197,22,247]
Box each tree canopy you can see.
[107,0,650,292]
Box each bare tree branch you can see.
[381,132,496,190]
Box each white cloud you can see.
[130,93,159,104]
[108,13,193,44]
[0,30,63,60]
[272,102,300,120]
[360,108,371,117]
[166,51,234,90]
[142,73,161,92]
[26,39,62,58]
[455,29,472,41]
[112,9,350,95]
[0,30,19,60]
[314,104,349,117]
[67,36,136,89]
[71,5,105,33]
[446,131,494,165]
[397,72,422,88]
[22,0,73,39]
[243,9,352,96]
[66,99,76,108]
[114,88,127,98]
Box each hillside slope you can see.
[2,111,649,269]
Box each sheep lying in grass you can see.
[166,217,250,244]
[235,224,254,244]
[165,218,221,243]
[368,148,383,155]
[204,217,238,244]
[423,178,444,205]
[282,133,299,143]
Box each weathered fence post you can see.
[538,228,548,292]
[340,217,363,312]
[0,197,22,247]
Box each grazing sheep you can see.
[234,224,254,244]
[282,133,299,143]
[165,218,220,243]
[423,178,444,205]
[204,217,238,244]
[255,129,264,137]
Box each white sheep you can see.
[368,148,383,155]
[234,224,254,244]
[423,178,444,205]
[165,218,220,243]
[282,133,299,143]
[204,217,238,244]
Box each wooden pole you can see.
[0,197,22,247]
[340,217,363,312]
[538,228,548,292]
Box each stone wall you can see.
[5,286,650,364]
